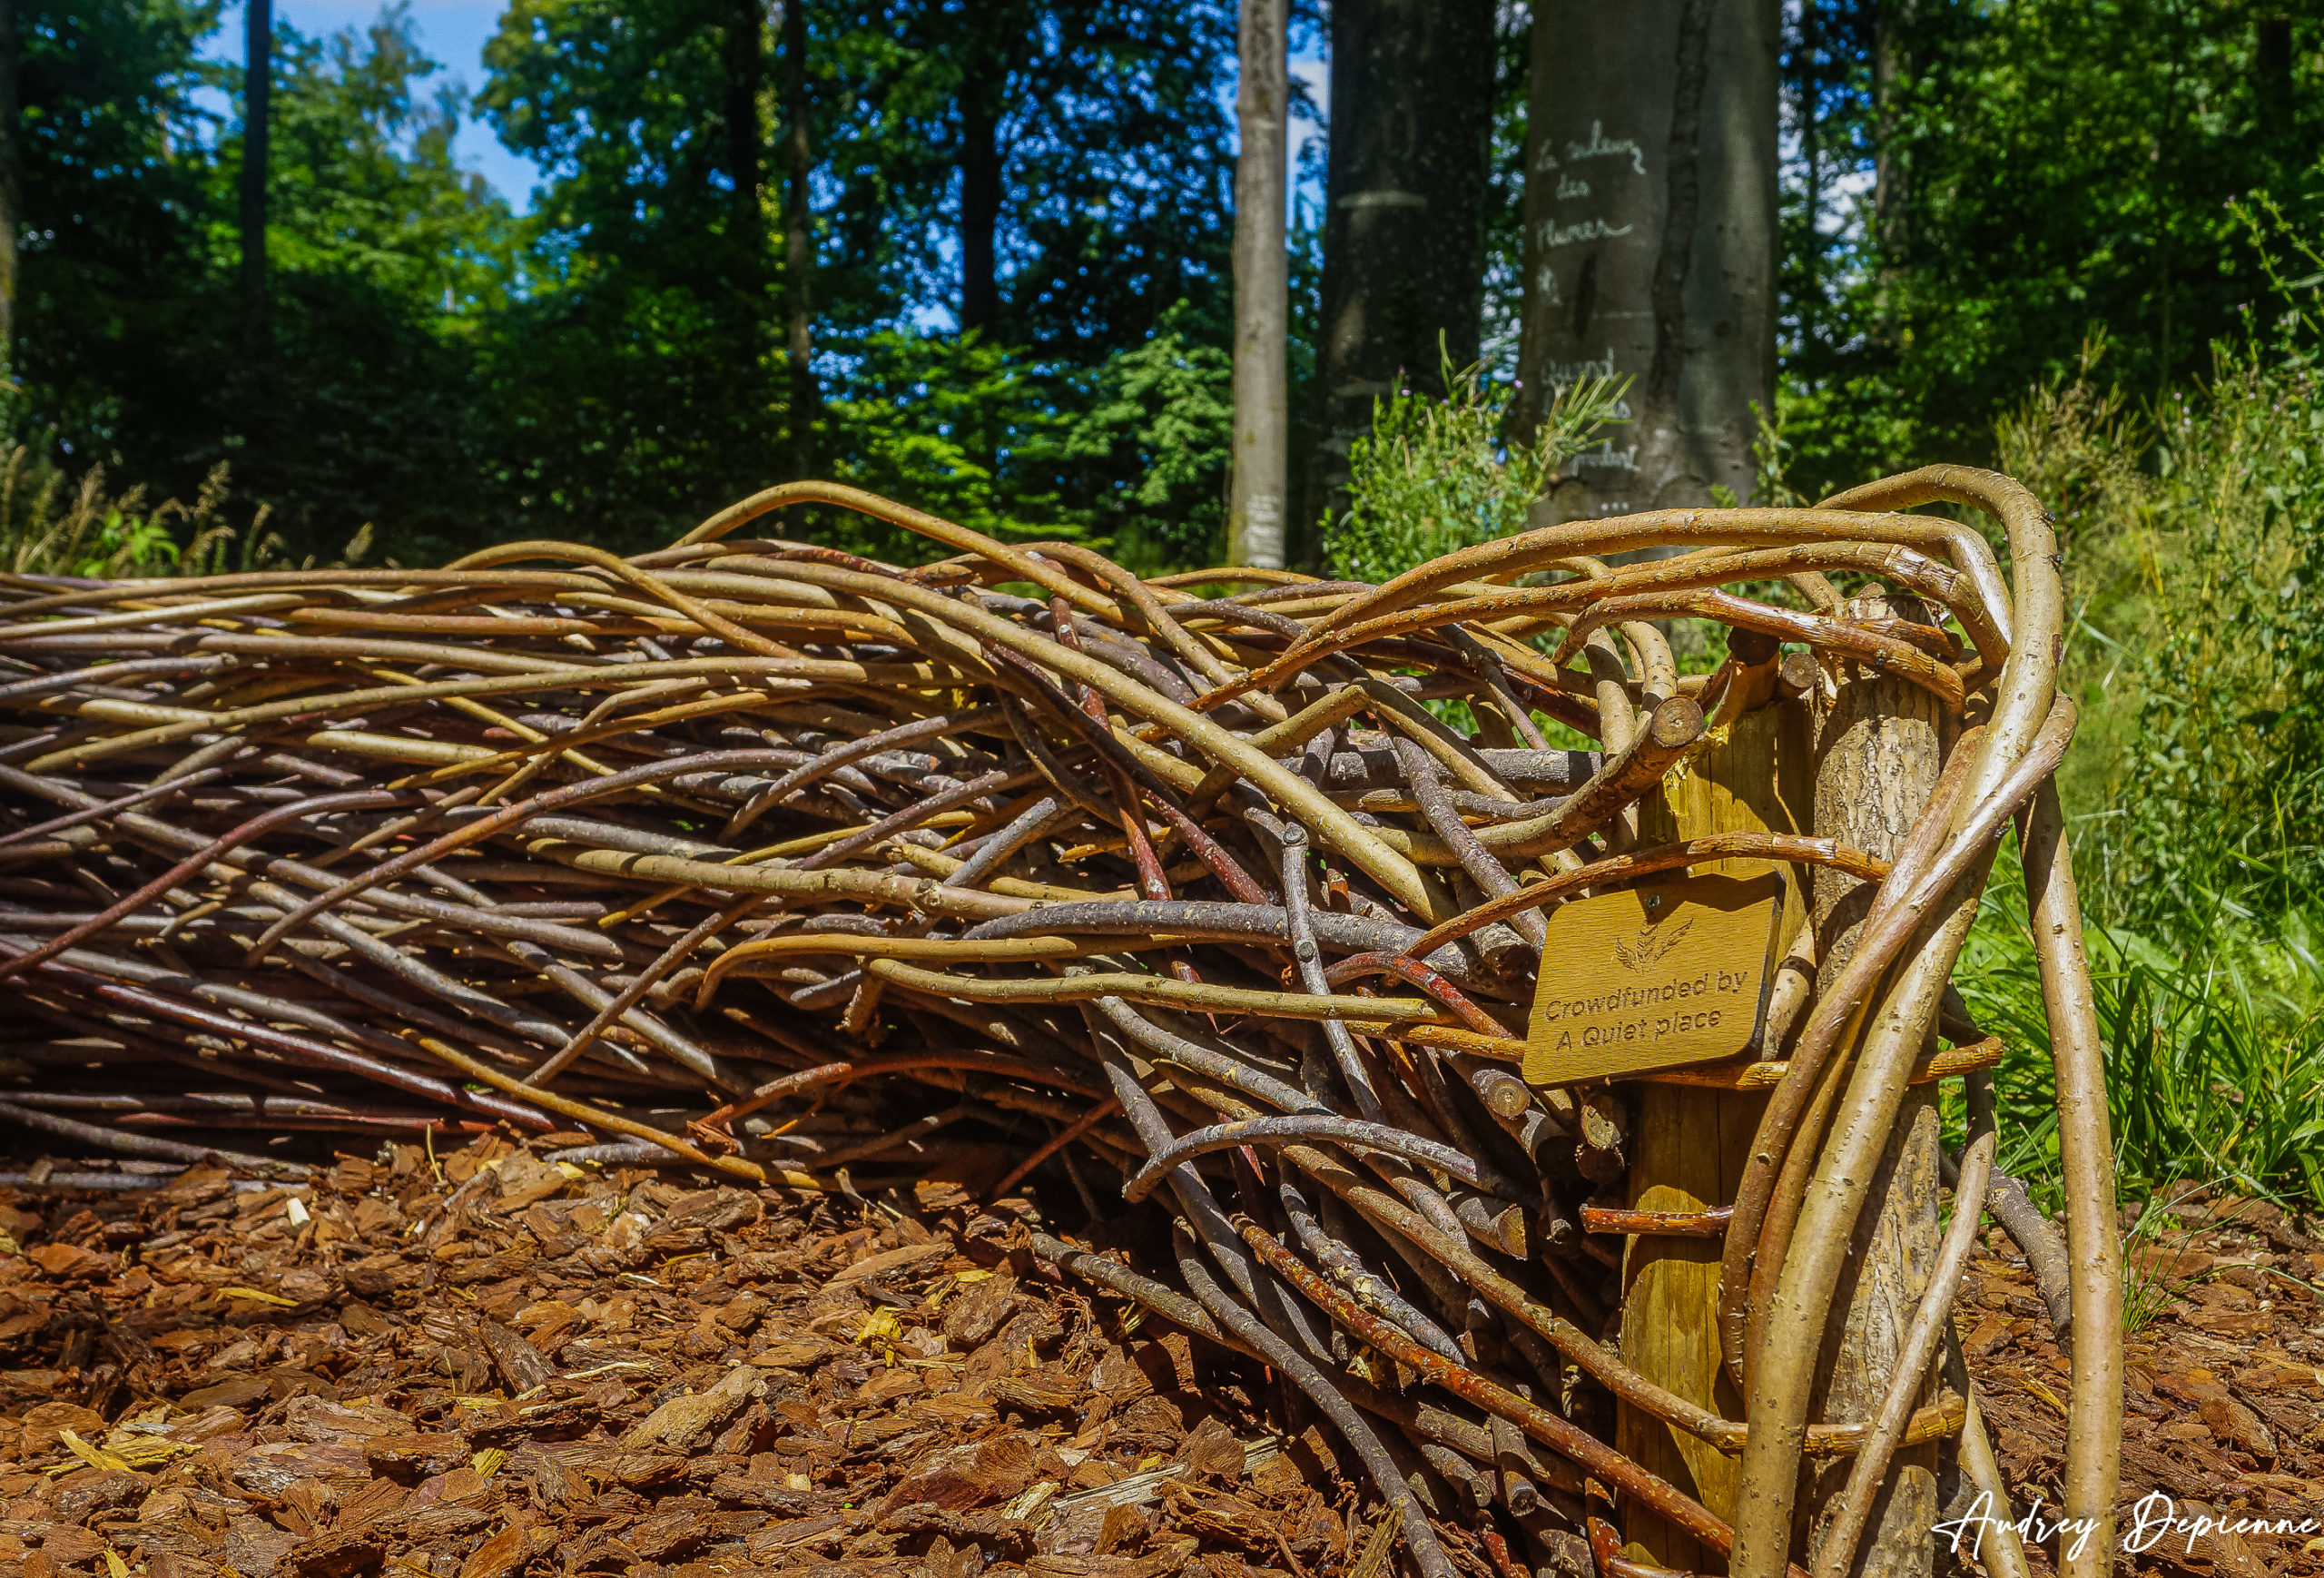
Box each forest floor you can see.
[0,1133,2316,1578]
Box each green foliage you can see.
[474,0,787,549]
[6,2,525,559]
[2118,1182,2221,1337]
[1063,317,1234,572]
[808,311,1232,571]
[15,0,223,470]
[872,0,1236,361]
[248,9,519,549]
[819,330,1082,560]
[0,461,179,578]
[5,1,1244,565]
[2003,259,2324,939]
[1327,357,1626,584]
[19,0,2324,576]
[1778,0,2324,498]
[270,9,516,313]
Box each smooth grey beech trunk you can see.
[1517,0,1778,521]
[1229,0,1291,569]
[1308,0,1495,557]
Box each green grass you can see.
[1955,853,2324,1213]
[2117,1183,2220,1338]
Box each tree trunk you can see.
[960,60,1003,339]
[728,0,765,397]
[782,0,816,479]
[725,0,763,224]
[1515,0,1777,517]
[1872,0,1911,267]
[1308,0,1495,546]
[240,0,273,353]
[1802,588,1945,1578]
[0,0,18,374]
[1228,0,1290,570]
[2260,13,2294,123]
[1797,0,1820,352]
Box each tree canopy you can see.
[1778,0,2324,496]
[5,0,2321,565]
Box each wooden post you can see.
[1804,588,1945,1578]
[1619,685,1812,1568]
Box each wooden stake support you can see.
[1620,687,1812,1569]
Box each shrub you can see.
[1327,351,1625,585]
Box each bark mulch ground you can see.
[1969,1187,2324,1578]
[0,1137,2319,1578]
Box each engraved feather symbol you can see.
[1612,914,1692,973]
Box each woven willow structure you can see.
[0,466,2118,1578]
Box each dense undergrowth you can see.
[1948,218,2324,1214]
[0,447,367,580]
[1957,316,2324,1213]
[1327,355,1624,586]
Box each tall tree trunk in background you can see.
[1228,0,1290,569]
[959,60,1003,338]
[2260,13,2294,123]
[783,0,816,478]
[955,28,1007,478]
[0,0,18,374]
[1872,0,1910,270]
[240,0,273,354]
[1797,0,1820,351]
[727,0,765,400]
[725,0,763,232]
[1516,0,1777,518]
[1308,0,1495,555]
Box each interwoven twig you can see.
[0,467,2120,1577]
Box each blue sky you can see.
[223,1,547,209]
[220,4,1327,220]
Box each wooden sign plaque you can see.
[1522,870,1786,1086]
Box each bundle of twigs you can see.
[0,469,2117,1578]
